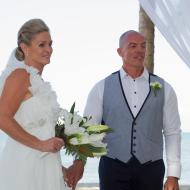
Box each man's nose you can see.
[136,45,145,53]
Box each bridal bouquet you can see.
[55,103,112,164]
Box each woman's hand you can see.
[38,137,64,153]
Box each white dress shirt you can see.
[84,67,181,178]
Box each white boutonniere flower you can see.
[150,81,162,96]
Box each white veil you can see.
[6,48,22,68]
[0,49,23,94]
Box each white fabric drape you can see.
[138,0,190,69]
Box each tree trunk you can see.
[139,6,155,73]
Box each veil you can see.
[0,49,23,93]
[6,48,21,68]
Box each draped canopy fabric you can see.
[138,0,190,69]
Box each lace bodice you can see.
[0,60,60,139]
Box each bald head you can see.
[119,30,145,48]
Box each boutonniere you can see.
[150,81,162,96]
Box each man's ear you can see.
[117,48,122,57]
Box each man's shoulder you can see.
[149,72,160,78]
[105,70,119,79]
[149,73,174,91]
[111,70,120,75]
[149,72,165,82]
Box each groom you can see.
[83,30,181,190]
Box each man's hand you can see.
[66,160,84,189]
[62,166,69,185]
[164,176,179,190]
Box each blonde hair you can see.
[15,19,50,61]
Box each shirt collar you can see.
[120,67,149,81]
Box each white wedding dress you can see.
[0,54,69,190]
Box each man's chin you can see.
[134,62,144,68]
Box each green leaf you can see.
[67,133,83,139]
[79,120,84,127]
[84,144,107,153]
[70,102,75,114]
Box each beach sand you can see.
[76,183,99,190]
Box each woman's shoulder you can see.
[5,68,30,90]
[8,68,29,78]
[11,62,39,75]
[1,61,38,80]
[8,67,29,79]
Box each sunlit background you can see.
[0,0,190,185]
[0,0,190,132]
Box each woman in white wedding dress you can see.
[0,19,71,190]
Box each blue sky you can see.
[0,0,190,131]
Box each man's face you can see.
[117,33,146,70]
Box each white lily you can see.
[55,102,113,164]
[90,141,107,148]
[61,109,73,126]
[72,113,83,124]
[69,138,79,145]
[69,133,90,145]
[64,126,85,136]
[89,133,106,142]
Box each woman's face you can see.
[25,31,53,67]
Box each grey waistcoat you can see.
[102,71,165,164]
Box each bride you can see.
[0,19,83,190]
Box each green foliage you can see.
[55,103,113,165]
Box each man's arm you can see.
[83,79,104,124]
[163,81,181,190]
[66,80,105,189]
